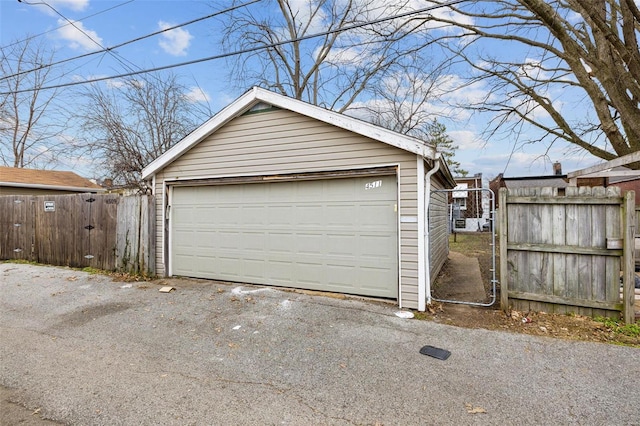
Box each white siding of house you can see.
[429,174,450,284]
[153,108,424,308]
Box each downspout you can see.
[423,154,441,308]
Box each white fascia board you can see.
[0,182,106,192]
[142,87,437,179]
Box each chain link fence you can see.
[430,188,497,306]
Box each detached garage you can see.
[142,87,455,311]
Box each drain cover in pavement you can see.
[419,345,451,360]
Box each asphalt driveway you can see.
[1,263,639,425]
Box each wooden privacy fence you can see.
[0,194,155,275]
[499,186,635,323]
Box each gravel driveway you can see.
[1,263,639,425]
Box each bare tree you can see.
[423,0,640,165]
[0,37,69,168]
[218,0,444,112]
[356,62,466,175]
[79,73,207,190]
[362,64,447,134]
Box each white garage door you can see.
[170,175,398,298]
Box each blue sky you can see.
[0,0,609,180]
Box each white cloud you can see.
[321,46,374,67]
[286,0,328,33]
[363,0,473,36]
[448,130,486,151]
[433,74,491,106]
[105,79,126,89]
[31,0,88,15]
[56,19,103,51]
[158,21,192,56]
[184,87,210,103]
[47,0,89,11]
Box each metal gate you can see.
[429,187,497,306]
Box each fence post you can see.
[623,191,636,324]
[499,188,509,311]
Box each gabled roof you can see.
[142,86,438,179]
[0,166,104,192]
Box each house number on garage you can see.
[365,180,382,190]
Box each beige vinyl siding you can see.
[428,175,450,283]
[154,108,422,308]
[398,163,419,306]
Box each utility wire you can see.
[1,0,263,82]
[1,0,135,50]
[16,0,141,75]
[2,0,469,94]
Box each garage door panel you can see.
[267,205,294,225]
[173,254,198,273]
[325,233,358,256]
[360,234,396,257]
[296,205,324,226]
[173,206,195,223]
[268,233,296,254]
[297,233,324,254]
[217,256,244,276]
[268,260,295,283]
[360,204,396,227]
[214,206,240,225]
[170,175,398,298]
[325,267,358,290]
[324,205,359,228]
[240,205,265,223]
[216,231,239,249]
[243,231,266,251]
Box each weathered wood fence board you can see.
[499,186,635,322]
[115,195,155,275]
[0,196,32,261]
[0,194,155,275]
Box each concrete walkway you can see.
[1,263,639,425]
[433,251,487,303]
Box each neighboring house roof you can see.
[502,175,569,189]
[0,166,105,192]
[142,86,441,180]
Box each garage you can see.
[142,87,456,310]
[170,174,398,298]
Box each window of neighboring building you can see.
[453,197,467,210]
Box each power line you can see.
[1,0,135,50]
[1,0,263,82]
[16,0,141,75]
[2,0,469,95]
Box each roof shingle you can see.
[0,166,102,190]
